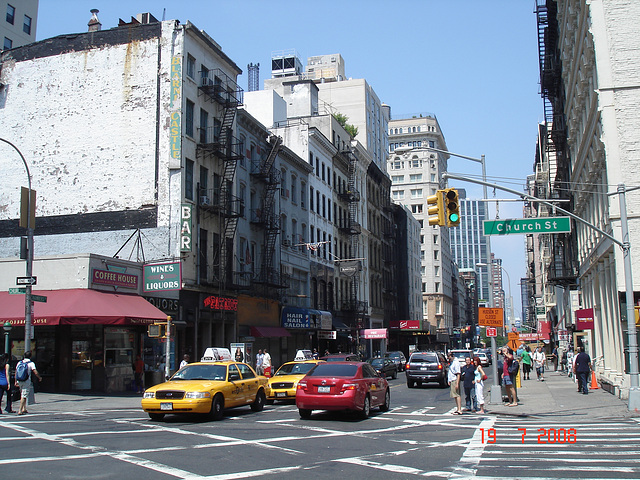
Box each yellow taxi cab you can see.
[267,359,324,403]
[141,360,269,421]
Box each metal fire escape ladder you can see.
[259,137,283,286]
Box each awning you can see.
[0,289,167,326]
[250,326,291,338]
[332,320,351,331]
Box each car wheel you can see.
[407,379,415,388]
[209,394,224,421]
[251,389,266,412]
[148,413,165,421]
[392,369,398,380]
[299,408,312,419]
[379,389,390,412]
[359,395,371,419]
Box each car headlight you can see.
[143,392,155,399]
[184,392,212,399]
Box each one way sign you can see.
[16,276,37,285]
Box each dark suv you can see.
[384,351,407,372]
[405,351,448,388]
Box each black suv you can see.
[384,351,407,372]
[405,351,448,388]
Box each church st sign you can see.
[483,217,571,236]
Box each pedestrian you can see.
[551,346,559,372]
[179,354,190,369]
[461,356,477,412]
[521,346,532,380]
[15,351,42,415]
[560,349,568,374]
[567,347,575,379]
[574,346,592,394]
[473,356,487,414]
[532,346,546,381]
[256,349,264,375]
[235,347,243,362]
[0,353,10,414]
[312,348,319,360]
[447,352,463,415]
[134,354,145,393]
[502,347,518,406]
[262,349,272,376]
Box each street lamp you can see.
[3,321,12,356]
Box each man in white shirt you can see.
[532,347,546,381]
[15,351,42,416]
[447,352,462,414]
[256,350,264,375]
[262,349,272,376]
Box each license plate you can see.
[276,392,287,398]
[420,367,428,371]
[160,402,173,411]
[318,386,330,393]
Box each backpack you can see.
[508,359,520,375]
[16,361,30,381]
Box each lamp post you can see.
[0,138,34,354]
[3,321,12,356]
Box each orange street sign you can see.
[478,307,504,327]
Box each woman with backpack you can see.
[15,351,41,415]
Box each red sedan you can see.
[295,362,390,419]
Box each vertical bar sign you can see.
[169,56,182,168]
[180,204,192,252]
[170,55,181,108]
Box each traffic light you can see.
[444,188,460,227]
[427,191,445,226]
[148,323,167,338]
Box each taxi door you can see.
[236,363,260,404]
[226,364,245,407]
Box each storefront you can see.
[0,288,167,392]
[281,307,332,357]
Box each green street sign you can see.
[31,294,47,303]
[483,217,571,236]
[9,288,26,294]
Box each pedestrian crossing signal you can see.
[445,188,460,227]
[148,323,167,338]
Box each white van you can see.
[449,349,473,368]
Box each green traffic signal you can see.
[445,188,460,227]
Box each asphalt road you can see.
[1,372,640,479]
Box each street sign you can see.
[8,287,26,294]
[486,327,497,337]
[16,276,37,285]
[483,217,571,236]
[31,294,47,303]
[478,307,504,327]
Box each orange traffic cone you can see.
[589,371,599,390]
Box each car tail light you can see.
[297,381,308,391]
[437,364,443,370]
[340,383,357,393]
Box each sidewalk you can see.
[485,368,637,419]
[10,392,143,413]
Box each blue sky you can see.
[36,1,541,317]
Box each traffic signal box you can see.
[148,323,166,338]
[444,188,460,227]
[427,191,445,226]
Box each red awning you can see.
[0,289,167,326]
[250,326,291,338]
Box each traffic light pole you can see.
[444,172,640,411]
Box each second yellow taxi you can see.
[141,360,269,421]
[267,359,324,403]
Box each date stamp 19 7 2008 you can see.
[480,428,577,444]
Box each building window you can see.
[185,159,194,201]
[410,189,423,199]
[429,141,435,148]
[185,100,194,138]
[6,4,15,24]
[186,54,195,79]
[199,166,208,196]
[238,136,245,168]
[301,182,306,209]
[23,15,31,35]
[409,174,422,182]
[436,299,442,314]
[411,204,423,213]
[239,183,246,217]
[392,175,404,183]
[3,37,11,50]
[434,250,439,260]
[199,109,208,143]
[310,186,314,210]
[392,190,405,200]
[435,282,440,293]
[434,265,440,276]
[412,159,421,168]
[290,174,297,203]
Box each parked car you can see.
[405,351,448,388]
[384,351,407,372]
[367,357,398,379]
[296,362,390,419]
[475,352,490,366]
[266,359,324,403]
[320,353,360,362]
[141,360,268,421]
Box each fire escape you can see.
[196,68,244,287]
[250,135,288,297]
[536,0,578,286]
[338,146,368,329]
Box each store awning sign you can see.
[143,261,181,292]
[390,320,420,330]
[575,308,594,330]
[361,328,387,339]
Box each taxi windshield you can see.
[171,364,227,381]
[275,362,316,376]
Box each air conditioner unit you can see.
[200,196,211,206]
